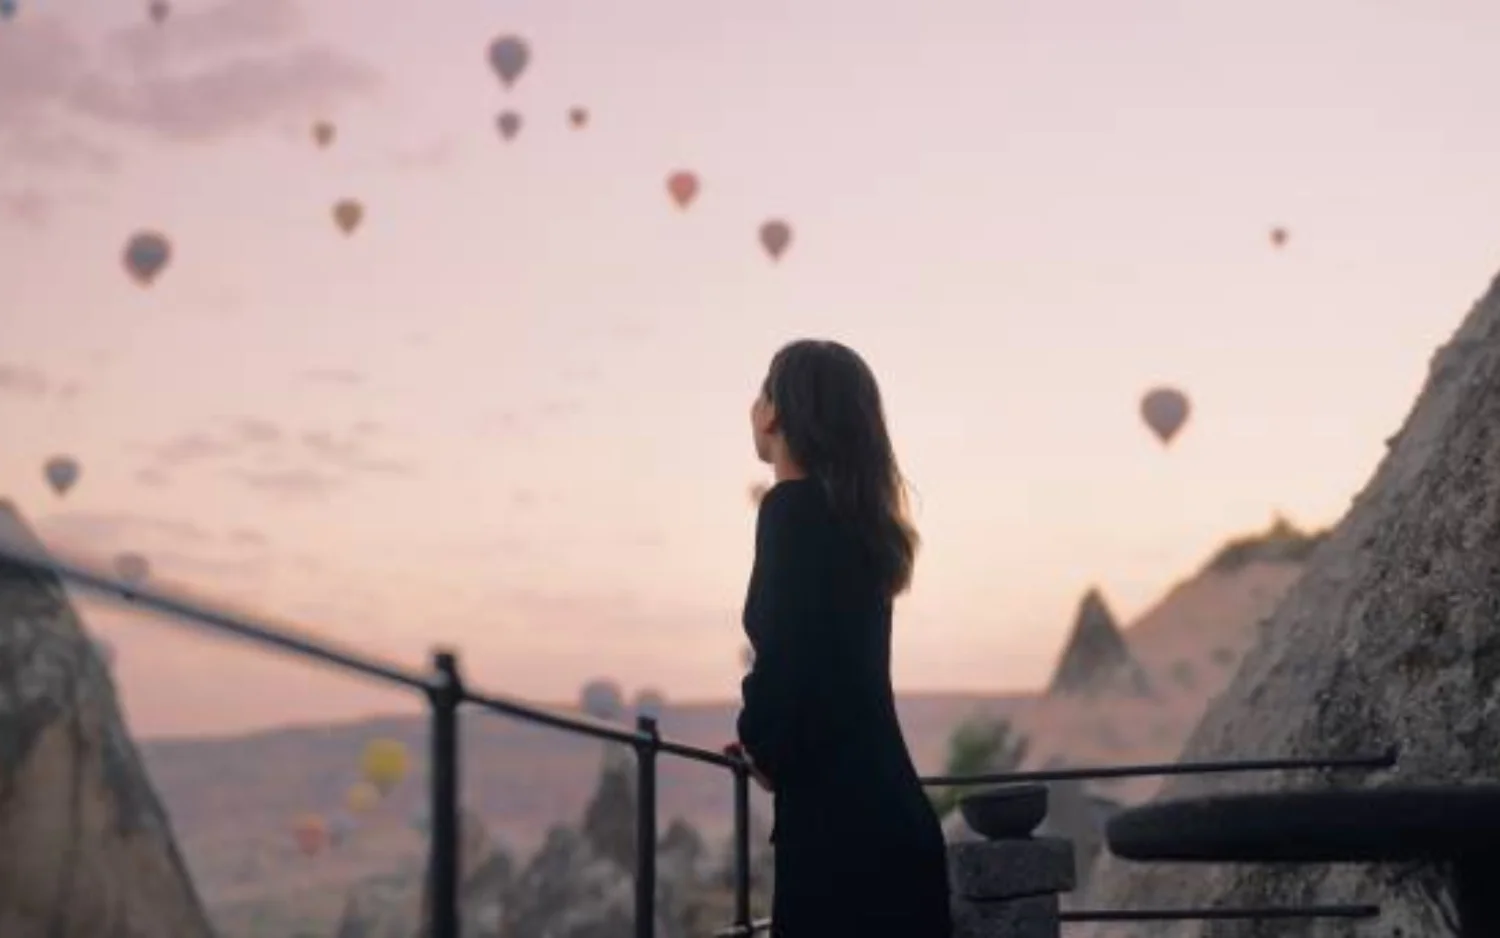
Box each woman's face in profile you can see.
[750,391,776,464]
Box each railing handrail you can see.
[919,747,1399,786]
[0,540,738,767]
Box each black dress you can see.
[737,477,952,938]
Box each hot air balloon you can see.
[114,552,150,586]
[123,231,171,286]
[633,688,666,721]
[487,35,530,89]
[44,455,80,496]
[666,171,699,210]
[579,678,625,720]
[360,738,409,795]
[292,814,327,856]
[346,781,380,814]
[1140,387,1191,446]
[332,199,363,235]
[748,481,769,506]
[0,1,18,21]
[312,121,335,148]
[1269,226,1289,249]
[496,111,522,142]
[568,107,589,129]
[147,0,169,24]
[759,220,792,262]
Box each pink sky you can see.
[3,0,1498,737]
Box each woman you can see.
[729,339,952,937]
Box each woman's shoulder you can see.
[756,478,834,539]
[759,477,826,516]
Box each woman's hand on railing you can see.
[724,741,774,792]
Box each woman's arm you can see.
[735,488,826,786]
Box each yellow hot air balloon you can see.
[346,782,380,814]
[361,738,408,795]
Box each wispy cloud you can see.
[0,362,83,400]
[0,188,53,228]
[237,467,343,500]
[136,415,416,500]
[0,0,380,184]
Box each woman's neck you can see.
[772,455,806,483]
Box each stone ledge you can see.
[951,894,1060,938]
[948,837,1076,901]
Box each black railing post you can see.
[428,649,464,938]
[635,714,661,938]
[731,761,753,937]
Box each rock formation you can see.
[1079,271,1500,936]
[0,500,216,938]
[332,737,770,938]
[1046,588,1150,698]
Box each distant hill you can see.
[1012,517,1324,805]
[139,692,1028,907]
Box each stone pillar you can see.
[949,838,1075,938]
[948,784,1076,938]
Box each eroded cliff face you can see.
[0,500,216,938]
[1079,271,1500,937]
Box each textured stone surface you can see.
[1076,272,1500,936]
[949,838,1076,900]
[952,894,1061,938]
[0,501,215,938]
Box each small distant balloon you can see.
[580,678,625,720]
[44,455,80,496]
[346,782,380,814]
[1269,226,1289,249]
[666,171,699,210]
[312,121,335,148]
[360,738,409,795]
[496,111,522,142]
[123,231,172,286]
[332,199,364,235]
[1140,387,1191,446]
[292,814,327,856]
[633,688,666,721]
[759,220,792,261]
[147,0,169,24]
[568,107,589,129]
[114,552,150,586]
[487,35,530,88]
[748,482,769,506]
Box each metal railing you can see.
[0,541,1397,937]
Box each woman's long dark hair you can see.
[762,339,920,597]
